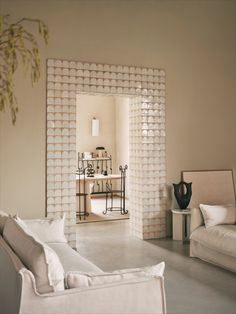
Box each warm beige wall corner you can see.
[0,0,236,218]
[76,94,116,168]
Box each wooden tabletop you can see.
[76,173,121,181]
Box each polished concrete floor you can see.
[76,220,236,314]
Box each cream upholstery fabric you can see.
[0,235,166,314]
[190,207,204,233]
[3,217,65,294]
[190,225,236,258]
[0,235,26,313]
[20,271,166,314]
[49,242,103,273]
[190,239,236,273]
[0,210,8,234]
[22,215,67,243]
[199,204,236,228]
[66,262,165,289]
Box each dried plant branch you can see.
[0,14,49,124]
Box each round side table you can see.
[171,209,191,243]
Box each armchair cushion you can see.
[65,262,165,289]
[22,215,67,244]
[199,204,236,228]
[3,217,65,294]
[49,242,103,274]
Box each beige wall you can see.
[0,0,236,218]
[76,94,116,170]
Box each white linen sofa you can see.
[0,213,166,314]
[190,206,236,273]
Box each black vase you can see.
[173,181,192,209]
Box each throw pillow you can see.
[3,216,65,294]
[65,262,165,289]
[0,210,8,235]
[199,204,236,228]
[21,215,67,243]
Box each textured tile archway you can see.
[46,59,167,247]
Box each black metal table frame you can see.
[103,165,128,215]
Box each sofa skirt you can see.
[190,239,236,273]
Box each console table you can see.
[76,173,122,219]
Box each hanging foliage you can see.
[0,14,49,124]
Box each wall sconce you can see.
[92,117,99,136]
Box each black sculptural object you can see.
[86,163,95,177]
[173,181,192,209]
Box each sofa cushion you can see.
[199,204,236,228]
[22,215,67,244]
[0,210,8,235]
[190,224,236,258]
[49,243,103,274]
[65,262,165,289]
[3,217,65,294]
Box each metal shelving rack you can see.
[78,155,113,194]
[76,153,128,219]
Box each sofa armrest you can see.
[19,268,166,314]
[190,207,204,234]
[0,236,25,314]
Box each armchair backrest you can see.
[190,207,204,234]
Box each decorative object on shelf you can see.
[92,117,99,136]
[0,14,48,124]
[86,163,95,177]
[96,146,105,157]
[173,181,192,209]
[83,152,92,159]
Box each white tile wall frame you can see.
[46,59,167,247]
